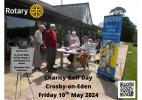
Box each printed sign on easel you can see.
[10,47,34,73]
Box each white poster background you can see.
[10,47,34,73]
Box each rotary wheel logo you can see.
[29,4,44,18]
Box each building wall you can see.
[82,7,93,25]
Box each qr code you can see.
[118,81,135,98]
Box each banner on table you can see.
[97,15,123,80]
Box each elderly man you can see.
[33,24,46,70]
[44,24,58,72]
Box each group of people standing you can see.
[32,24,101,72]
[33,24,58,72]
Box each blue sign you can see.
[97,15,123,81]
[102,15,123,43]
[97,67,116,80]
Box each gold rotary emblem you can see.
[29,4,44,18]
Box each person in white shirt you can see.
[77,36,92,69]
[81,37,92,54]
[33,25,46,70]
[67,37,80,69]
[88,38,96,54]
[69,37,79,49]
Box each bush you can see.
[133,33,137,47]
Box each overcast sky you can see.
[41,0,141,27]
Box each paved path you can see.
[5,44,128,100]
[115,44,128,80]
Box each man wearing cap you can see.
[33,24,46,70]
[44,24,58,72]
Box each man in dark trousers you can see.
[44,24,58,72]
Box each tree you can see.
[121,17,137,42]
[95,30,102,40]
[133,30,137,46]
[109,7,137,46]
[109,7,126,16]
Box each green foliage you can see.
[57,26,66,46]
[133,31,137,47]
[109,7,137,43]
[95,30,102,40]
[121,17,137,42]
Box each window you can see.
[6,16,36,39]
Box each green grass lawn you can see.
[123,42,137,80]
[123,42,137,100]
